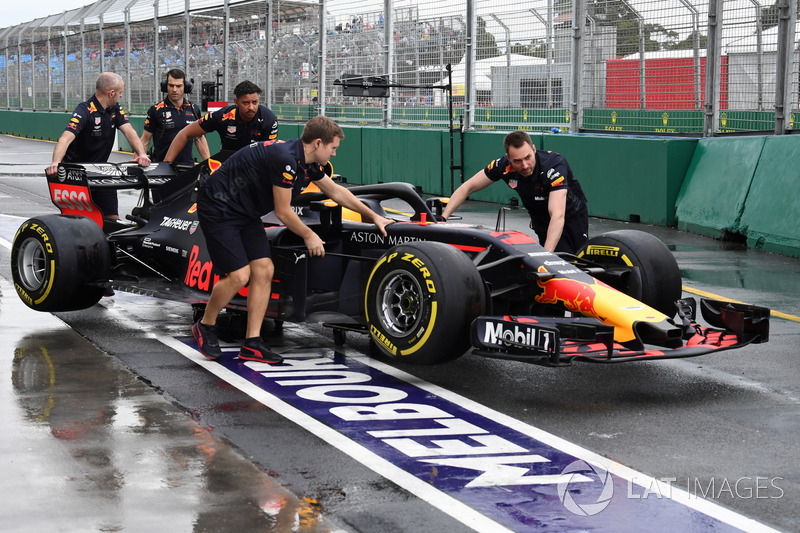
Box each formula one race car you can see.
[10,159,770,366]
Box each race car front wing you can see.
[470,297,770,366]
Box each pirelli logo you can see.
[584,245,620,257]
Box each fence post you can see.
[318,0,325,117]
[383,0,393,127]
[464,0,475,130]
[571,0,585,131]
[223,0,230,100]
[774,0,798,134]
[704,0,723,137]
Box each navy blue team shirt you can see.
[197,104,278,151]
[62,94,130,163]
[484,149,588,236]
[200,138,324,219]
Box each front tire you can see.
[365,241,485,364]
[11,215,111,311]
[578,229,681,317]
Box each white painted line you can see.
[101,302,514,533]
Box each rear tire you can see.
[578,229,681,317]
[11,215,111,311]
[365,241,485,364]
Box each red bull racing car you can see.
[10,159,769,366]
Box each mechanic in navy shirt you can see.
[191,116,394,363]
[46,72,151,220]
[441,130,589,254]
[163,80,278,162]
[140,68,210,163]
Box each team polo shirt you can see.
[201,138,324,220]
[484,149,588,233]
[143,97,202,162]
[63,95,130,163]
[197,104,279,150]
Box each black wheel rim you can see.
[376,270,423,337]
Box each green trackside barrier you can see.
[0,110,70,141]
[675,136,766,239]
[542,133,697,226]
[676,134,800,258]
[738,135,800,258]
[360,127,445,192]
[335,126,363,184]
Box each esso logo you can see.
[53,187,94,212]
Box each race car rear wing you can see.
[470,297,770,366]
[47,162,188,228]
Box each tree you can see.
[476,16,501,60]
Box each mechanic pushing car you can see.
[192,115,395,363]
[440,130,589,254]
[163,80,278,163]
[139,68,210,163]
[46,72,151,221]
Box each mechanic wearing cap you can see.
[163,80,278,162]
[46,72,151,220]
[440,130,588,254]
[140,68,210,163]
[192,115,395,364]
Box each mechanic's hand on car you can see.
[304,233,326,258]
[45,163,59,178]
[131,153,151,167]
[372,215,395,237]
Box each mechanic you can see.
[46,72,150,220]
[192,115,395,363]
[440,130,588,254]
[163,80,278,162]
[139,68,210,163]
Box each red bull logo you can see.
[489,231,536,245]
[535,269,599,316]
[207,158,222,174]
[221,108,237,121]
[184,244,248,297]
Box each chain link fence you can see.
[1,0,798,135]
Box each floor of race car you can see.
[1,134,800,533]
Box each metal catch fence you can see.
[1,0,798,135]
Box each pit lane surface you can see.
[2,134,799,532]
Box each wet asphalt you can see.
[1,133,799,532]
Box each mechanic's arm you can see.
[46,130,76,177]
[194,135,211,161]
[543,188,567,252]
[440,170,494,220]
[273,185,326,257]
[119,123,151,167]
[315,176,394,237]
[139,130,153,154]
[164,121,205,163]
